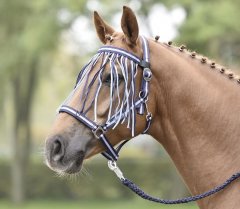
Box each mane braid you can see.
[155,37,240,85]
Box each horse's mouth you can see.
[45,132,94,175]
[63,157,83,174]
[45,149,85,175]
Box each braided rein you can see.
[108,161,240,204]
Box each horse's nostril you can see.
[51,138,65,162]
[53,140,61,155]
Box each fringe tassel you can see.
[63,51,139,136]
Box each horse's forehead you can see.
[110,32,142,56]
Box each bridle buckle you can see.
[143,68,152,81]
[92,126,105,138]
[146,112,152,121]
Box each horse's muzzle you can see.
[45,135,85,174]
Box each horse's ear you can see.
[94,11,115,44]
[121,6,139,45]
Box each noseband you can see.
[59,36,152,161]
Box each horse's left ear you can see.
[121,6,139,45]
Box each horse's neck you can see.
[148,40,240,209]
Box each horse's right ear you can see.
[94,11,115,44]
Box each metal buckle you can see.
[143,68,152,81]
[108,161,125,180]
[146,112,152,121]
[92,126,105,139]
[139,91,148,99]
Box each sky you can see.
[62,2,186,55]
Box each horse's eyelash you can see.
[104,74,123,82]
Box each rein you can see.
[109,162,240,204]
[59,36,240,204]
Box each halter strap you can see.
[139,36,150,68]
[59,105,119,161]
[59,106,97,130]
[59,36,152,161]
[98,46,141,64]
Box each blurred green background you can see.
[0,0,240,208]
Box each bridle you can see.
[58,36,240,205]
[59,36,152,162]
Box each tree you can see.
[170,0,240,66]
[136,0,240,66]
[0,0,86,203]
[1,0,239,203]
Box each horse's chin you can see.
[45,150,85,175]
[44,131,95,175]
[47,160,83,175]
[63,156,84,174]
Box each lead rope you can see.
[108,161,240,204]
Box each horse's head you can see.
[45,6,155,174]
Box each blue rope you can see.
[121,172,240,204]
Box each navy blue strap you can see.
[104,99,144,130]
[99,134,118,161]
[116,140,129,153]
[137,36,152,115]
[141,36,150,63]
[98,46,141,64]
[59,106,118,161]
[121,171,240,204]
[59,106,97,130]
[102,140,129,161]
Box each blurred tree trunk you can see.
[0,0,80,204]
[11,59,38,203]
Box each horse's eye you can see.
[104,74,111,86]
[103,74,123,87]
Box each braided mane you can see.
[154,36,240,84]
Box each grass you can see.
[0,199,198,209]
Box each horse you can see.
[45,6,240,209]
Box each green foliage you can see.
[1,0,239,205]
[0,0,88,111]
[0,159,188,200]
[137,0,240,66]
[0,162,10,198]
[0,0,90,202]
[0,199,197,209]
[175,0,240,65]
